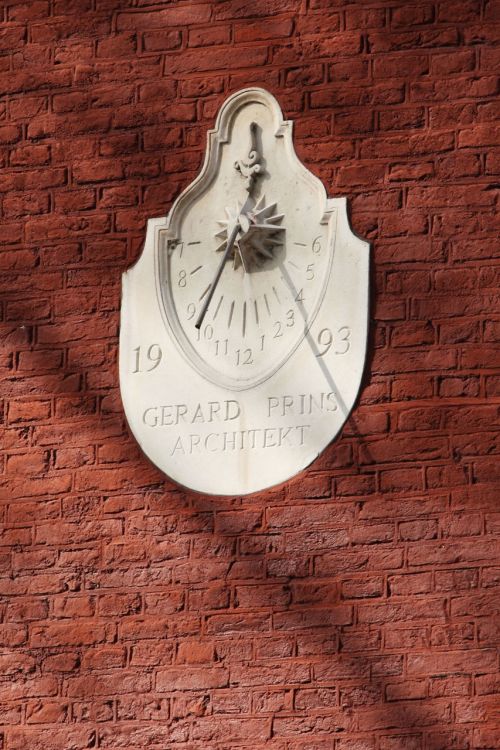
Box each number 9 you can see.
[147,344,162,370]
[316,328,332,357]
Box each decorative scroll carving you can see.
[234,121,263,193]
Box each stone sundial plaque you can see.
[119,88,369,496]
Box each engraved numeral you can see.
[335,326,351,355]
[178,269,187,287]
[306,263,315,280]
[132,344,162,372]
[286,309,295,327]
[316,328,332,357]
[315,326,352,357]
[295,288,304,304]
[273,321,283,338]
[215,338,228,356]
[236,348,253,365]
[195,324,214,342]
[312,236,322,254]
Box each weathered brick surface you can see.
[1,0,499,748]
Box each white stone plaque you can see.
[119,88,369,495]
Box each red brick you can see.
[368,27,459,53]
[329,58,369,81]
[408,650,497,676]
[388,572,433,596]
[431,49,476,76]
[438,0,481,22]
[235,18,293,42]
[0,5,498,749]
[3,192,50,218]
[25,700,69,724]
[176,641,214,664]
[142,29,182,51]
[388,161,434,181]
[117,5,210,31]
[9,144,50,167]
[157,666,228,691]
[213,0,297,20]
[31,622,113,648]
[346,7,385,30]
[96,32,136,58]
[165,46,268,75]
[392,5,434,28]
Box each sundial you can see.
[119,88,369,495]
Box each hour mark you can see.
[273,286,281,304]
[190,265,203,275]
[242,301,247,337]
[254,300,259,326]
[199,284,211,301]
[213,295,224,321]
[294,241,307,247]
[187,240,201,246]
[264,294,271,316]
[228,300,235,329]
[287,260,299,269]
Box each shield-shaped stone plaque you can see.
[119,88,369,496]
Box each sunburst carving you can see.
[215,196,284,271]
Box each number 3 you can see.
[335,326,351,355]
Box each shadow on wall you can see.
[2,287,474,748]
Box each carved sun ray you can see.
[215,196,285,271]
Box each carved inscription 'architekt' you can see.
[119,88,369,495]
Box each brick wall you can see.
[1,0,499,748]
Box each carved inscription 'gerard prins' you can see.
[119,88,369,495]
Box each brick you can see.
[214,0,297,20]
[10,144,50,167]
[142,29,182,52]
[359,701,452,731]
[157,666,228,691]
[8,727,94,750]
[31,622,113,648]
[430,49,476,76]
[0,167,66,193]
[3,192,50,218]
[408,649,497,676]
[96,32,136,58]
[342,576,384,599]
[368,28,459,53]
[458,123,500,148]
[329,58,369,81]
[165,46,269,75]
[392,5,434,28]
[117,5,211,30]
[379,107,425,131]
[346,7,385,30]
[25,700,69,724]
[438,0,481,22]
[409,539,499,567]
